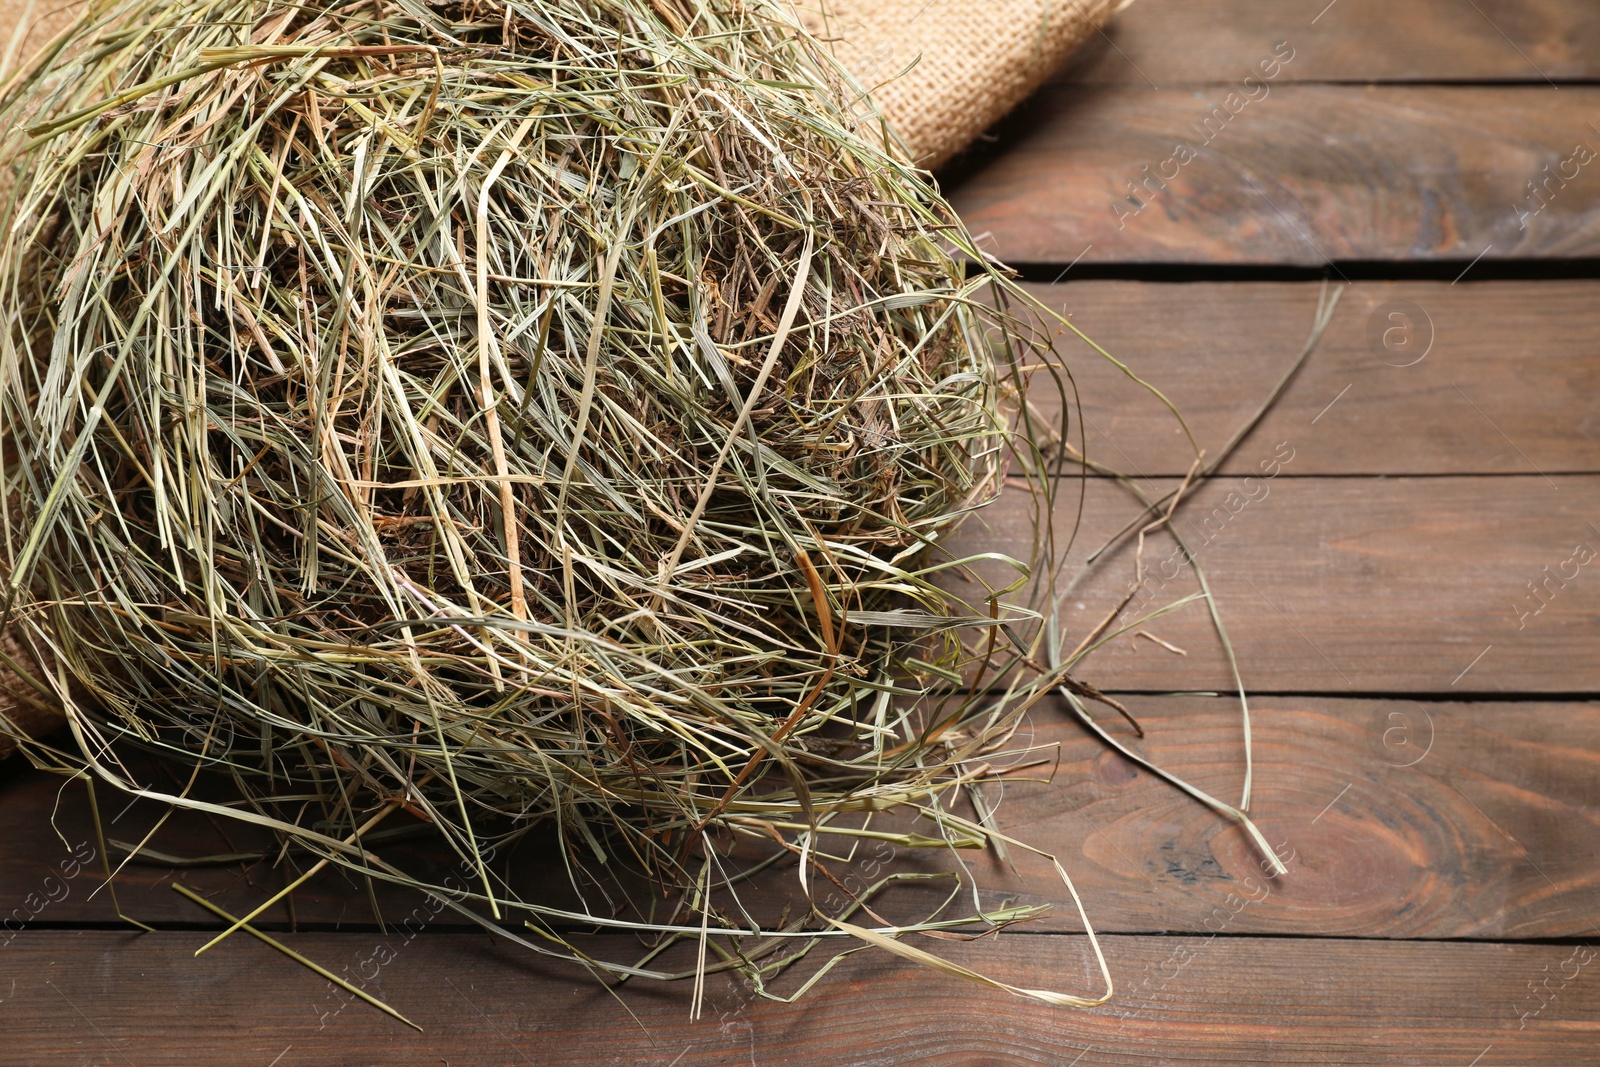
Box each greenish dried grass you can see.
[0,0,1129,999]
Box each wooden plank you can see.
[1060,0,1600,85]
[1,930,1595,1064]
[975,696,1600,941]
[948,86,1600,265]
[0,754,600,933]
[950,476,1600,694]
[1026,280,1600,477]
[3,697,1595,941]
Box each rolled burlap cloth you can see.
[0,627,62,758]
[0,0,1126,754]
[804,0,1134,168]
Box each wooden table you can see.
[3,1,1598,1063]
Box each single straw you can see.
[172,883,422,1031]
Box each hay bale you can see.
[0,0,1092,988]
[0,0,1130,756]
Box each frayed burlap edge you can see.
[0,626,62,758]
[802,0,1134,168]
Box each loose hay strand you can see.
[172,881,424,1031]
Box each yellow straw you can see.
[171,883,422,1032]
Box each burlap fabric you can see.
[805,0,1132,167]
[0,628,58,757]
[0,0,1127,754]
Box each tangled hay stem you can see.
[0,0,1116,998]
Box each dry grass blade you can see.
[171,882,423,1030]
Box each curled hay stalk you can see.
[0,0,1251,1005]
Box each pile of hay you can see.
[0,0,1099,995]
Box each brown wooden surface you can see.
[951,476,1600,694]
[1061,0,1600,85]
[4,1,1597,1064]
[5,697,1596,941]
[0,932,1595,1066]
[950,86,1600,265]
[1030,280,1600,477]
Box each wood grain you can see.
[1061,0,1600,85]
[3,698,1595,941]
[1,930,1595,1065]
[0,5,1595,1062]
[948,86,1600,265]
[1027,280,1600,477]
[949,476,1600,694]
